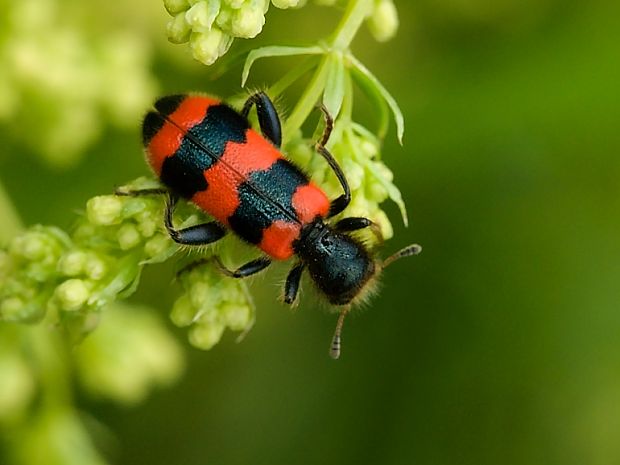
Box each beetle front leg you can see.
[314,106,351,218]
[241,91,282,148]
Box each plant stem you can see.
[282,55,330,142]
[282,0,371,140]
[331,0,373,51]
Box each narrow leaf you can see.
[349,54,405,144]
[242,45,324,87]
[350,65,389,139]
[323,53,346,120]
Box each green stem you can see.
[0,179,23,242]
[282,0,372,140]
[269,56,319,97]
[282,55,330,143]
[331,0,373,51]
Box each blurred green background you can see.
[2,1,620,464]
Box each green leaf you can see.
[242,45,324,87]
[350,64,389,139]
[269,56,319,97]
[348,54,405,144]
[323,53,346,120]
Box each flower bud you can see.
[367,0,399,42]
[222,303,252,331]
[272,0,303,8]
[85,254,107,280]
[164,0,191,15]
[87,196,123,226]
[57,250,87,277]
[190,29,230,65]
[170,295,197,327]
[185,1,219,31]
[117,224,141,250]
[144,234,170,258]
[231,7,265,38]
[189,322,226,350]
[55,279,90,312]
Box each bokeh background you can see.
[2,1,620,464]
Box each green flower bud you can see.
[170,294,196,327]
[231,6,265,38]
[215,7,233,30]
[227,0,247,9]
[55,279,90,312]
[72,223,97,242]
[272,0,303,9]
[222,302,252,331]
[117,224,141,250]
[341,158,364,191]
[185,1,219,31]
[189,321,225,350]
[188,280,218,309]
[367,0,399,42]
[57,250,87,277]
[190,29,232,65]
[359,139,379,158]
[85,254,107,280]
[136,217,158,238]
[11,232,50,262]
[366,179,388,203]
[144,234,170,258]
[121,197,150,218]
[87,196,123,226]
[164,0,191,15]
[372,209,393,240]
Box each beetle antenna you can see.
[329,306,350,359]
[382,243,422,269]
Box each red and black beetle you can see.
[117,92,420,358]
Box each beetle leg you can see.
[165,195,227,245]
[114,187,168,196]
[334,217,384,244]
[241,91,282,148]
[213,256,272,278]
[315,105,351,218]
[334,217,372,232]
[283,262,305,305]
[176,256,271,280]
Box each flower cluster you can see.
[165,0,305,65]
[0,177,251,350]
[0,177,173,338]
[0,0,157,167]
[164,0,400,66]
[172,263,255,350]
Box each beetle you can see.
[117,92,421,358]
